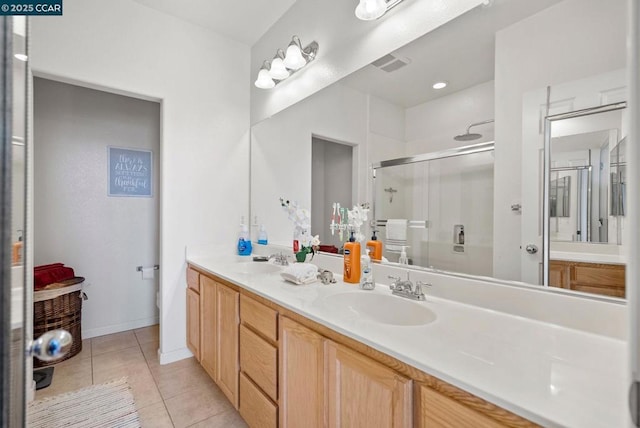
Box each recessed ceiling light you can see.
[432,81,447,90]
[14,53,27,62]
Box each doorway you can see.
[33,78,160,338]
[311,136,353,250]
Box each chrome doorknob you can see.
[525,244,538,255]
[28,329,73,362]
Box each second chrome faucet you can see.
[388,272,430,301]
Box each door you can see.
[325,340,412,428]
[200,275,216,377]
[33,78,160,339]
[279,316,325,428]
[215,282,239,408]
[2,16,28,426]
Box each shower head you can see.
[454,119,494,142]
[454,132,483,141]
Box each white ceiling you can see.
[341,0,562,108]
[132,0,297,46]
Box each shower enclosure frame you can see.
[370,141,495,251]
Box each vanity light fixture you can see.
[355,0,406,21]
[255,61,276,89]
[254,36,319,89]
[269,50,290,80]
[432,81,448,90]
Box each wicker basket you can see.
[33,278,84,367]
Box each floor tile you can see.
[164,382,234,428]
[187,410,248,428]
[140,340,160,366]
[94,360,163,409]
[34,357,93,400]
[135,324,159,345]
[138,400,174,427]
[92,330,139,355]
[92,344,146,375]
[153,359,214,400]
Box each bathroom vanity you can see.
[185,253,625,428]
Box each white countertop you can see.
[187,255,627,428]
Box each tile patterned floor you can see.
[34,325,247,428]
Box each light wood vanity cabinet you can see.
[186,269,240,409]
[215,282,240,408]
[415,383,505,428]
[238,294,279,428]
[199,275,217,379]
[279,316,412,428]
[186,267,201,361]
[279,316,325,428]
[326,341,412,428]
[549,260,625,298]
[187,266,538,428]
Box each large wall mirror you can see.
[250,0,628,299]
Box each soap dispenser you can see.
[257,225,268,245]
[398,246,409,265]
[343,231,361,284]
[237,219,252,256]
[366,230,382,261]
[359,250,374,290]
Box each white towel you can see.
[281,263,318,285]
[386,219,407,252]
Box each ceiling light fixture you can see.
[432,81,448,90]
[254,36,319,90]
[355,0,406,21]
[14,53,27,62]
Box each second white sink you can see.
[322,291,436,326]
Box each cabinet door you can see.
[216,282,240,409]
[326,340,412,428]
[200,275,217,379]
[415,383,505,428]
[279,316,325,428]
[186,288,200,361]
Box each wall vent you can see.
[371,54,411,73]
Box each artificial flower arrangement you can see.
[279,197,321,262]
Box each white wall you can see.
[31,0,250,363]
[33,79,160,337]
[251,82,367,247]
[494,0,627,281]
[250,0,483,124]
[405,80,495,154]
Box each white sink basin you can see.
[231,262,282,275]
[323,292,436,326]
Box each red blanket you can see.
[34,264,76,290]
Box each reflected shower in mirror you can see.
[372,143,494,277]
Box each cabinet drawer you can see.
[241,294,278,342]
[574,264,625,287]
[240,325,278,401]
[239,372,277,428]
[187,267,200,292]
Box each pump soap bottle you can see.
[343,231,361,284]
[366,230,382,261]
[258,225,268,245]
[237,219,252,256]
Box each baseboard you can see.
[82,316,159,339]
[159,347,193,365]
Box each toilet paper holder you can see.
[136,265,159,272]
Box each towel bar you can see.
[136,265,159,272]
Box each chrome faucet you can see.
[387,272,429,301]
[269,252,289,266]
